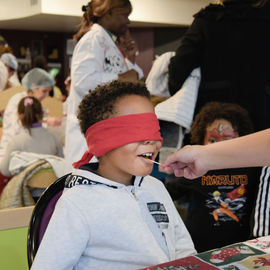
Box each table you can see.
[141,236,270,270]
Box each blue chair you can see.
[27,173,71,268]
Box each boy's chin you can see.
[135,168,153,177]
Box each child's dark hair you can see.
[77,80,151,134]
[190,101,254,145]
[18,96,43,135]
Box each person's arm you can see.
[117,29,138,64]
[124,58,144,80]
[168,18,203,95]
[160,129,270,179]
[117,69,139,82]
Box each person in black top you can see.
[168,0,270,132]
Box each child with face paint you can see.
[31,81,196,270]
[165,101,262,252]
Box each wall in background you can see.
[0,26,188,89]
[0,29,72,95]
[154,27,188,57]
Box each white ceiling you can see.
[0,0,210,32]
[0,14,191,32]
[0,14,81,32]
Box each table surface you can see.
[141,236,270,270]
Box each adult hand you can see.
[160,145,208,179]
[118,29,138,64]
[118,69,138,82]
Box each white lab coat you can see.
[64,23,143,172]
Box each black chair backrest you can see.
[27,173,70,268]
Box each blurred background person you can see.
[0,52,20,88]
[0,68,61,150]
[0,96,63,177]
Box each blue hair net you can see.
[1,53,18,70]
[22,68,54,90]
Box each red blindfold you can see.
[72,113,163,169]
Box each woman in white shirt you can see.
[64,0,144,172]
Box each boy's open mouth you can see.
[138,152,154,161]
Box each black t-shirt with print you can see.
[165,167,262,252]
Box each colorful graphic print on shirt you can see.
[202,174,248,226]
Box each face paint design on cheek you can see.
[205,124,238,144]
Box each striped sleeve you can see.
[253,166,270,237]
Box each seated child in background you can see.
[31,81,196,270]
[0,68,61,151]
[165,102,262,252]
[0,96,63,177]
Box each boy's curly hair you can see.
[190,101,254,145]
[77,80,151,134]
